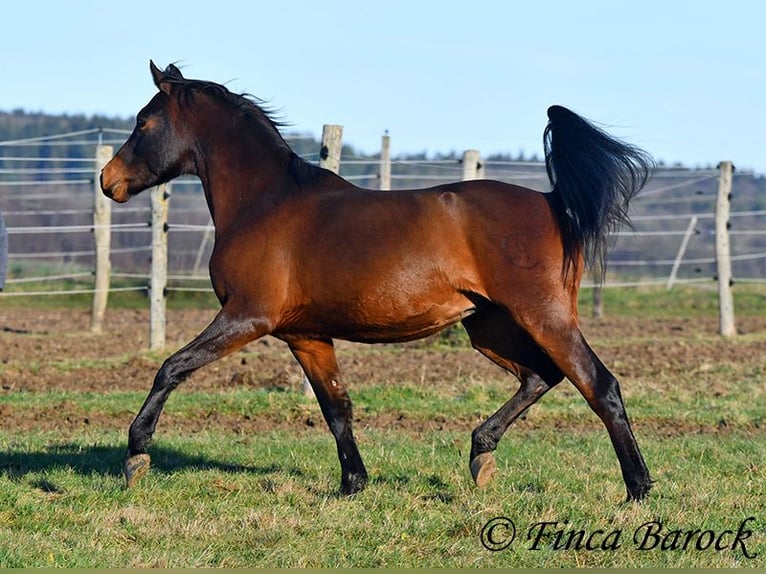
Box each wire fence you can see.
[1,129,764,307]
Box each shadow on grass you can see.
[1,443,460,501]
[0,442,299,483]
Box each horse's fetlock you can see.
[341,471,368,496]
[471,426,498,457]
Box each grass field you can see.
[0,285,764,567]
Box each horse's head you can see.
[101,61,195,203]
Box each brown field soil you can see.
[1,307,765,437]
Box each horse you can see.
[101,61,655,502]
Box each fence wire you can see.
[1,130,764,301]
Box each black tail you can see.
[543,105,654,278]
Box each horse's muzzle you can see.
[100,161,131,203]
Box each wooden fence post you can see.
[193,218,214,276]
[379,131,391,191]
[715,161,736,336]
[462,149,483,180]
[150,183,171,351]
[90,144,113,334]
[666,216,698,290]
[591,261,604,319]
[0,213,6,292]
[319,124,343,173]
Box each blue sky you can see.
[2,0,764,173]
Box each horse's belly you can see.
[339,297,476,343]
[279,289,476,344]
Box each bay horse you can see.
[101,61,655,501]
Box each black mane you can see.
[160,65,335,188]
[160,65,292,152]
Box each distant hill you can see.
[0,109,133,145]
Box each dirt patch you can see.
[1,307,764,436]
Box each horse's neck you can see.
[196,141,291,232]
[197,142,353,232]
[287,152,354,192]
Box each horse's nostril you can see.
[99,173,111,196]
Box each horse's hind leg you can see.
[462,310,565,487]
[125,308,269,487]
[518,312,652,501]
[469,369,552,488]
[288,338,367,495]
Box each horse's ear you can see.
[149,60,173,95]
[166,63,184,78]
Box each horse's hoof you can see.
[124,453,151,488]
[470,452,496,488]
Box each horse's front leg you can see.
[125,309,269,487]
[288,338,368,495]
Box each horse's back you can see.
[287,179,559,279]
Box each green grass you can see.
[0,427,763,567]
[1,284,765,567]
[1,367,764,567]
[578,282,766,318]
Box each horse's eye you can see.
[136,117,147,130]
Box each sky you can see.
[2,0,764,173]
